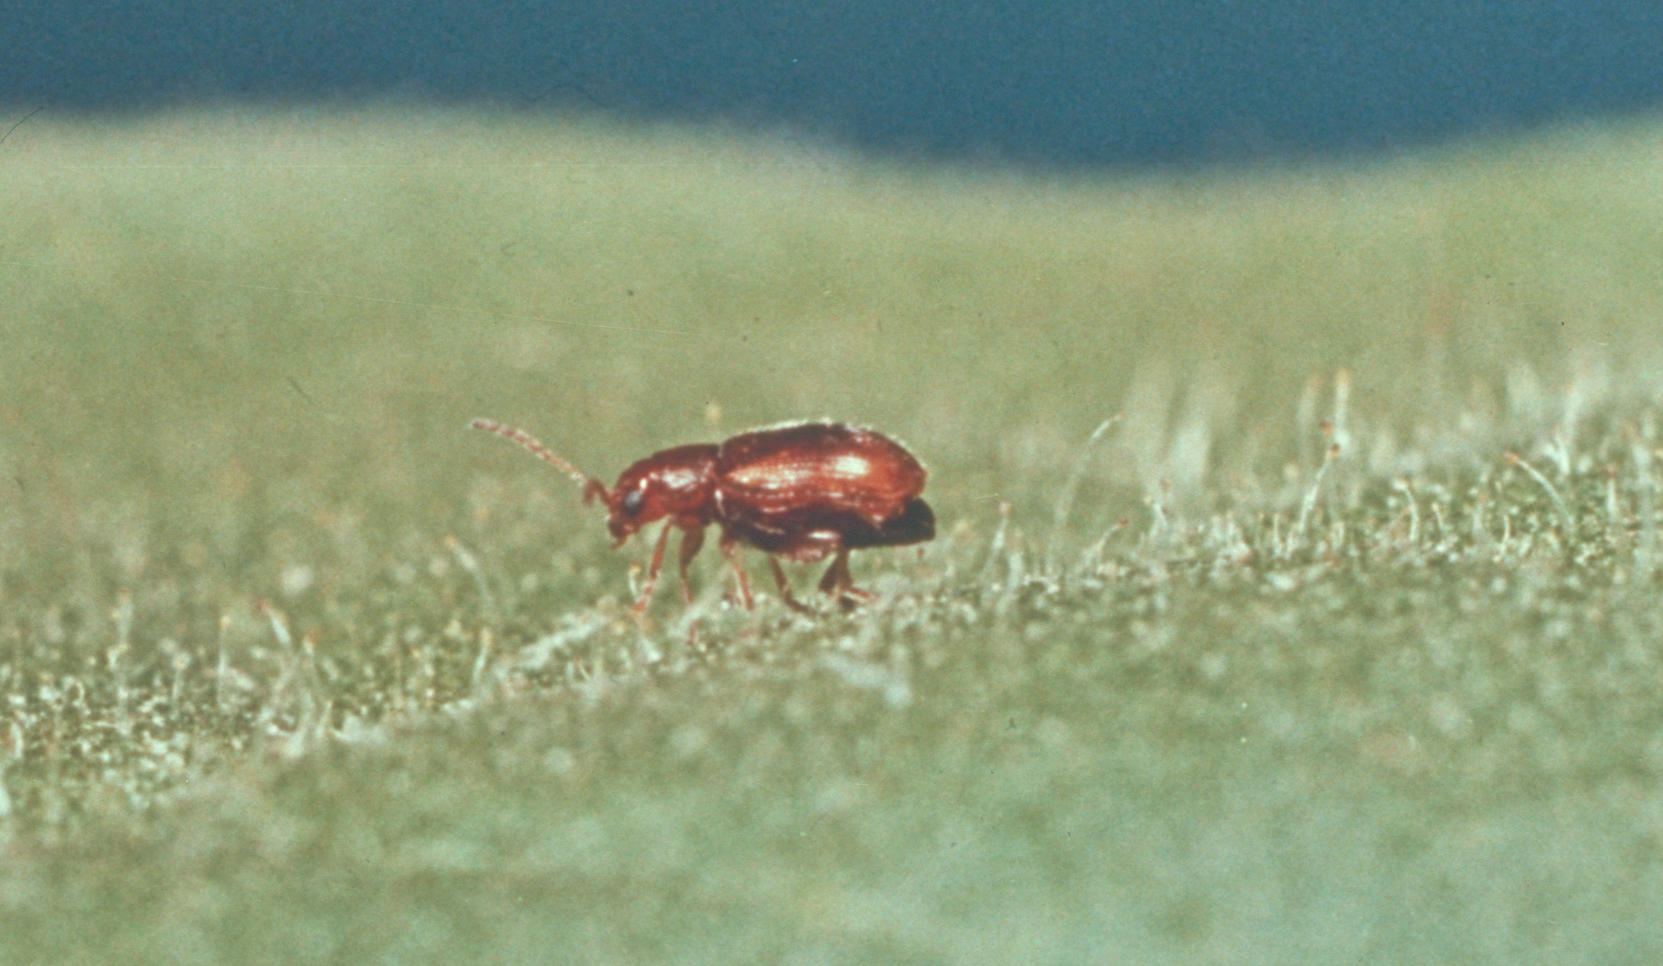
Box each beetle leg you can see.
[634,522,674,615]
[677,526,705,605]
[818,547,873,607]
[816,548,847,594]
[767,557,814,614]
[719,534,755,610]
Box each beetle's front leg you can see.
[633,522,675,615]
[676,526,705,605]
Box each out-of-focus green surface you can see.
[4,108,1663,963]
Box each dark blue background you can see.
[6,0,1663,166]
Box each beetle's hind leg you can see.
[765,557,814,614]
[818,548,873,609]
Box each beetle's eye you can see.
[620,489,645,515]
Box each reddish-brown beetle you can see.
[471,418,934,612]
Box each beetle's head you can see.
[601,465,672,545]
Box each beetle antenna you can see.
[470,419,608,503]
